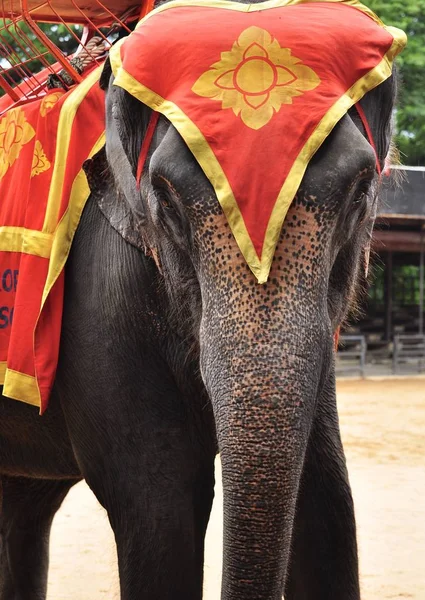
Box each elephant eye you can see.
[151,174,177,210]
[353,181,370,205]
[353,191,366,205]
[159,191,170,209]
[153,188,173,210]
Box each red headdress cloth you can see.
[109,0,406,283]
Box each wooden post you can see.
[385,251,393,342]
[419,226,424,335]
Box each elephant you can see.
[0,2,399,599]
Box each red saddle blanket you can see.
[110,0,406,283]
[0,65,105,412]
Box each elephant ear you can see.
[83,148,147,253]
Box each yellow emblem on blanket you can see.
[40,91,64,117]
[31,140,51,177]
[0,108,35,178]
[192,26,321,130]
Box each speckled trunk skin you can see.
[285,371,361,600]
[196,201,332,598]
[180,114,371,598]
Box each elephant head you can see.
[99,3,402,598]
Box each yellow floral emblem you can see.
[0,108,36,179]
[40,91,64,117]
[192,26,321,130]
[31,140,51,177]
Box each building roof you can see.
[380,166,425,219]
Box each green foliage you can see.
[0,21,81,92]
[369,260,423,309]
[393,265,422,306]
[366,0,425,165]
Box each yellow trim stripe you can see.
[42,65,104,234]
[0,227,52,258]
[135,0,397,32]
[1,366,41,408]
[1,70,104,410]
[42,132,106,305]
[110,9,405,282]
[109,66,263,276]
[261,38,402,283]
[0,132,105,412]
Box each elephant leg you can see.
[115,461,215,600]
[285,376,360,600]
[0,475,77,600]
[64,411,215,600]
[82,450,214,600]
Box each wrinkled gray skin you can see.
[0,13,396,600]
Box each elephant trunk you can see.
[201,306,327,599]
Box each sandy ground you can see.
[47,378,425,599]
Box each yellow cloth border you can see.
[135,0,384,27]
[0,365,40,408]
[110,1,406,282]
[1,67,105,410]
[43,66,104,234]
[1,132,105,410]
[0,227,52,258]
[41,132,106,306]
[110,64,263,277]
[262,38,403,282]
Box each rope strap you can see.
[354,103,382,177]
[136,111,160,188]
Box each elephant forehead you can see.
[109,0,405,283]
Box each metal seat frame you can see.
[0,0,152,109]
